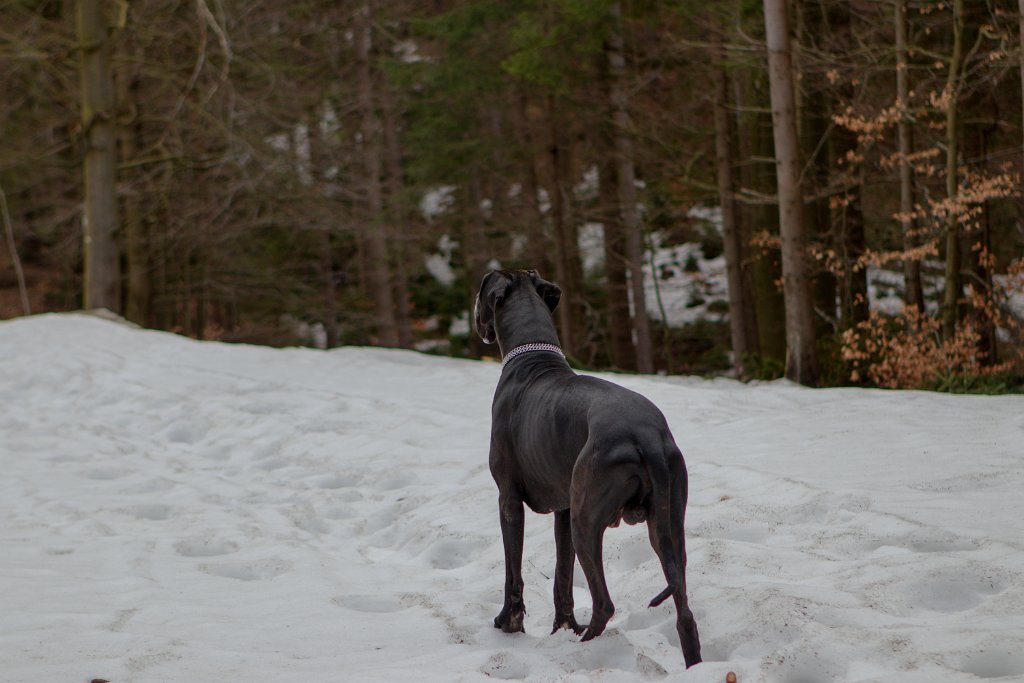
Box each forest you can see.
[2,0,1023,390]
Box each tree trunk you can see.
[796,0,839,339]
[306,105,339,348]
[738,65,785,366]
[599,151,635,371]
[381,82,413,348]
[516,95,551,276]
[546,98,584,359]
[823,0,870,330]
[320,226,339,348]
[941,0,964,342]
[835,161,869,326]
[355,1,399,347]
[896,0,925,313]
[974,122,998,362]
[607,1,653,374]
[763,0,818,385]
[732,66,764,363]
[119,53,150,327]
[1020,0,1024,176]
[78,0,120,312]
[712,35,756,377]
[196,256,208,340]
[463,179,491,358]
[751,109,787,364]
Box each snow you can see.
[2,313,1024,682]
[425,235,458,287]
[575,209,732,327]
[420,185,456,222]
[643,236,729,327]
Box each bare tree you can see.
[599,155,635,371]
[77,0,120,312]
[515,94,552,277]
[712,31,757,377]
[380,82,413,348]
[895,0,924,313]
[355,0,399,347]
[941,0,965,341]
[0,184,30,315]
[607,1,653,374]
[545,98,585,359]
[1019,0,1024,173]
[763,0,818,385]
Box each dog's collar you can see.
[501,342,565,369]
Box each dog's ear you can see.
[474,270,509,344]
[480,270,512,307]
[529,270,561,313]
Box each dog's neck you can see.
[493,289,561,359]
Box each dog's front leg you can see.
[551,509,584,634]
[494,492,526,633]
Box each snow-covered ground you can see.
[2,314,1023,682]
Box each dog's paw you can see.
[551,614,584,636]
[579,622,607,642]
[494,604,526,634]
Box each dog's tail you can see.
[646,445,687,609]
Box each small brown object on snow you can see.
[726,672,737,683]
[91,679,111,683]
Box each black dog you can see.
[475,269,701,668]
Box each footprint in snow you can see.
[79,467,133,481]
[480,652,529,680]
[960,650,1024,680]
[126,504,173,521]
[378,472,417,491]
[199,558,292,581]
[315,473,361,490]
[423,538,482,570]
[872,562,1012,617]
[174,537,240,557]
[164,420,208,445]
[119,477,176,494]
[911,470,1021,493]
[331,594,405,613]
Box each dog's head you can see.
[474,269,561,345]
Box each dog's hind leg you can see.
[551,509,584,634]
[570,453,638,642]
[571,509,613,641]
[494,490,527,633]
[647,453,701,668]
[668,467,701,667]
